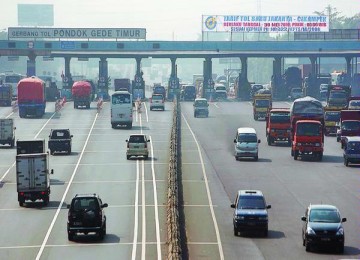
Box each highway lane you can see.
[0,99,173,260]
[181,100,360,260]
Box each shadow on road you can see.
[70,233,121,243]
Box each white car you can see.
[126,134,150,160]
[150,94,165,111]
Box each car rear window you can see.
[129,135,145,143]
[238,196,265,209]
[152,95,163,100]
[72,198,99,211]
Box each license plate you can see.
[321,238,330,241]
[248,223,256,226]
[133,146,139,148]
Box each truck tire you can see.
[294,150,298,160]
[344,158,349,167]
[10,139,14,148]
[267,136,271,146]
[127,155,131,160]
[73,103,76,109]
[86,103,90,109]
[19,201,24,207]
[43,196,49,206]
[68,231,74,241]
[111,123,116,129]
[317,152,323,161]
[68,148,71,155]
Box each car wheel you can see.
[235,156,238,161]
[19,201,24,207]
[50,150,54,155]
[341,143,344,149]
[144,155,148,160]
[263,229,268,237]
[345,158,349,167]
[111,123,116,129]
[68,231,74,241]
[291,149,294,157]
[43,195,49,206]
[254,156,258,161]
[127,155,131,160]
[267,136,271,146]
[194,112,196,117]
[68,148,71,155]
[338,244,344,254]
[318,152,323,161]
[233,228,238,236]
[305,240,310,252]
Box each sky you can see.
[0,0,358,40]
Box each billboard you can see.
[18,4,54,26]
[202,15,329,33]
[8,27,146,40]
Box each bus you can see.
[110,91,133,129]
[0,73,26,98]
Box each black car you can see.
[67,194,108,241]
[231,190,271,237]
[48,129,73,155]
[301,204,346,253]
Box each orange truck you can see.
[290,97,324,161]
[265,108,291,146]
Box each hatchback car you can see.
[126,134,150,159]
[343,136,360,166]
[301,204,346,253]
[67,194,108,241]
[193,98,209,117]
[150,94,165,111]
[231,190,271,237]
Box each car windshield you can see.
[238,196,265,209]
[238,133,257,143]
[347,141,360,150]
[329,91,346,99]
[129,135,145,143]
[325,112,340,121]
[342,121,360,131]
[154,87,165,93]
[309,209,340,223]
[152,95,163,100]
[255,99,270,107]
[195,100,208,107]
[51,130,70,139]
[72,198,99,211]
[349,101,360,107]
[296,123,321,136]
[216,86,226,91]
[270,112,290,123]
[185,86,195,91]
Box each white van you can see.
[234,127,261,161]
[111,91,133,129]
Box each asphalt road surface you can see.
[0,99,359,260]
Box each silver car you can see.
[126,134,150,160]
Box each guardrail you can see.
[167,96,184,260]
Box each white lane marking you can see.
[144,102,149,122]
[182,114,225,260]
[213,103,219,108]
[35,113,98,260]
[0,111,56,184]
[141,160,146,260]
[150,135,162,260]
[131,160,140,260]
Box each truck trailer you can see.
[72,81,92,109]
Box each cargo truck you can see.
[72,81,92,109]
[253,92,272,120]
[290,96,324,161]
[17,76,46,118]
[114,78,132,92]
[0,84,13,106]
[325,85,351,110]
[0,118,15,147]
[265,108,291,146]
[16,140,53,206]
[337,110,360,148]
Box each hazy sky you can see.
[0,0,358,40]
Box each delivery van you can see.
[111,91,133,129]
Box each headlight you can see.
[336,227,344,235]
[234,215,245,220]
[258,216,268,221]
[306,227,316,235]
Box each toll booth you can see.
[61,76,73,100]
[167,77,180,100]
[132,74,145,100]
[97,77,109,101]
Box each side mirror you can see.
[126,140,128,142]
[14,127,16,130]
[267,205,271,209]
[102,203,108,208]
[147,140,150,142]
[258,139,261,143]
[67,204,70,209]
[342,217,347,222]
[50,169,54,174]
[230,204,235,208]
[301,216,307,222]
[48,135,51,138]
[234,139,237,143]
[207,104,209,107]
[70,135,73,138]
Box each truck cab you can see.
[253,92,272,120]
[324,110,341,136]
[48,129,73,155]
[265,108,291,146]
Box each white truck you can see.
[0,118,15,147]
[16,140,53,206]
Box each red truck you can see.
[337,110,360,148]
[290,97,324,161]
[17,76,46,118]
[72,81,92,109]
[265,108,291,146]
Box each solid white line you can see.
[131,160,140,260]
[144,102,149,122]
[150,135,162,260]
[35,113,99,260]
[182,114,225,260]
[0,111,56,184]
[141,160,146,260]
[213,103,219,108]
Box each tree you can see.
[314,5,360,29]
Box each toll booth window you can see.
[112,94,130,104]
[296,124,321,136]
